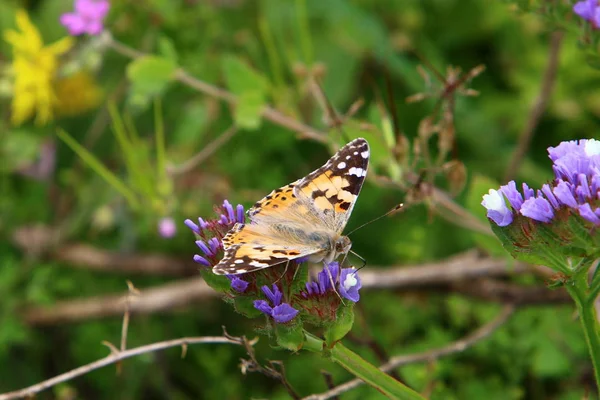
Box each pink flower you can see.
[60,0,110,36]
[158,217,177,238]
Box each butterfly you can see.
[213,138,369,275]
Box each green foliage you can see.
[2,0,600,398]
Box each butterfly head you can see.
[334,235,352,258]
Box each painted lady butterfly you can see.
[213,138,369,275]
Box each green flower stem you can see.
[330,342,425,400]
[567,271,600,393]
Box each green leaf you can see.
[222,55,269,95]
[234,91,265,130]
[157,35,179,63]
[324,304,355,347]
[199,269,231,292]
[126,55,177,106]
[466,175,506,256]
[275,322,305,351]
[233,296,263,318]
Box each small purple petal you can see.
[208,237,221,254]
[230,277,249,292]
[254,300,273,315]
[195,240,214,257]
[223,200,235,223]
[482,189,513,226]
[520,197,555,223]
[577,174,592,200]
[294,256,310,264]
[578,204,600,225]
[522,183,534,200]
[339,268,362,303]
[198,217,209,229]
[540,184,560,209]
[271,303,299,323]
[548,140,586,161]
[193,254,211,266]
[573,0,599,22]
[236,204,245,223]
[261,284,283,306]
[553,181,578,208]
[184,219,200,234]
[500,181,524,210]
[219,215,229,225]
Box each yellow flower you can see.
[3,10,73,126]
[54,71,103,117]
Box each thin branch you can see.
[304,305,516,400]
[166,125,238,176]
[22,250,558,325]
[503,31,563,181]
[23,277,214,325]
[0,335,250,400]
[104,34,327,145]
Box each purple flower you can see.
[253,300,273,315]
[573,0,600,27]
[483,139,600,227]
[254,284,299,323]
[481,189,513,227]
[339,267,362,303]
[262,284,283,306]
[60,0,110,36]
[500,181,524,210]
[158,217,177,238]
[185,200,245,267]
[553,181,578,208]
[271,304,299,323]
[229,276,249,293]
[520,197,555,223]
[578,203,600,224]
[193,254,210,267]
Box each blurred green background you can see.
[1,0,599,398]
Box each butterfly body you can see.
[213,138,369,275]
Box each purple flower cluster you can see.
[254,284,299,323]
[60,0,110,36]
[303,262,362,303]
[482,139,600,226]
[185,199,246,291]
[573,0,600,28]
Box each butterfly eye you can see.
[335,236,352,254]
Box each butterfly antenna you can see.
[346,203,405,237]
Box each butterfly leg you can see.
[273,260,292,285]
[325,262,345,305]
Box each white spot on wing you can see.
[361,150,369,159]
[348,167,366,177]
[337,162,346,169]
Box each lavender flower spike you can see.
[482,189,513,226]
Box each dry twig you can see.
[0,335,250,400]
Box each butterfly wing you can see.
[213,222,323,275]
[294,138,369,233]
[213,137,369,275]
